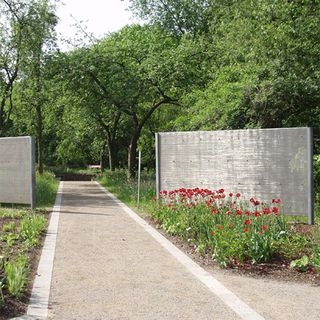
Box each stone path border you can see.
[95,182,265,320]
[12,182,64,320]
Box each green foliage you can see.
[0,256,4,304]
[311,225,320,271]
[311,247,320,272]
[290,256,310,272]
[274,233,311,260]
[0,232,18,247]
[1,221,18,248]
[129,0,210,36]
[36,171,58,207]
[0,208,49,306]
[1,0,320,178]
[0,210,25,219]
[18,214,47,247]
[2,222,16,233]
[99,169,156,208]
[313,155,320,216]
[5,255,28,298]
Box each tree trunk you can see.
[127,130,140,179]
[108,141,118,172]
[100,142,106,172]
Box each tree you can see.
[171,0,320,131]
[21,0,57,174]
[0,0,26,136]
[88,25,206,177]
[129,0,211,36]
[48,47,127,171]
[0,0,57,174]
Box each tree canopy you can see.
[1,0,319,174]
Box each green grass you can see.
[99,169,156,209]
[36,171,59,208]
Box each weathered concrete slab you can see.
[0,136,35,207]
[156,128,313,219]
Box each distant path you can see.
[47,181,320,320]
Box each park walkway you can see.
[47,181,320,320]
[47,181,240,320]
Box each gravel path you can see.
[208,270,320,320]
[48,181,240,320]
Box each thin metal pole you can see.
[155,133,160,199]
[30,136,36,210]
[137,151,141,208]
[307,127,314,224]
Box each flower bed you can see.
[152,188,319,270]
[0,209,49,319]
[0,171,58,319]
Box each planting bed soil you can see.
[139,213,320,286]
[56,173,95,181]
[0,210,50,320]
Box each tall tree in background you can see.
[88,25,206,177]
[129,0,211,36]
[131,0,320,132]
[47,47,126,171]
[0,0,57,174]
[22,0,57,174]
[0,0,26,136]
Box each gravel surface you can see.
[206,269,320,320]
[48,182,240,320]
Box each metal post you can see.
[155,133,160,199]
[30,136,36,210]
[137,150,141,208]
[307,127,314,224]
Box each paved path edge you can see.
[12,181,64,320]
[96,182,265,320]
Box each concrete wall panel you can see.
[0,136,35,206]
[156,128,313,218]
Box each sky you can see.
[55,0,139,50]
